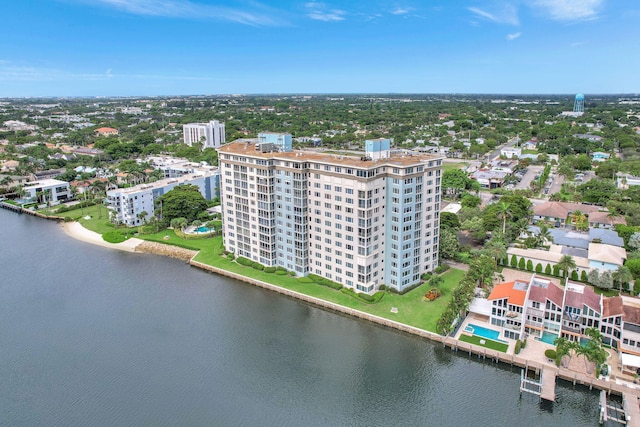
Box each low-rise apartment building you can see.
[106,170,219,226]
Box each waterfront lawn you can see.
[459,334,508,353]
[194,239,465,332]
[47,205,122,235]
[137,229,217,251]
[442,162,468,171]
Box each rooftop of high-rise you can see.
[218,140,443,168]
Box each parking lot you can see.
[514,165,544,190]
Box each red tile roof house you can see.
[533,201,600,226]
[95,127,119,136]
[487,280,528,341]
[523,277,564,341]
[560,281,602,343]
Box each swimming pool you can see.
[538,331,559,345]
[465,323,508,343]
[196,226,212,233]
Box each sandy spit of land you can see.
[61,221,144,253]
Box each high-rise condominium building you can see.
[183,120,226,149]
[218,138,443,294]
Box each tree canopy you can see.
[156,184,208,224]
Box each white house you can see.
[22,179,71,205]
[183,120,225,149]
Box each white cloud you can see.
[531,0,603,21]
[0,62,218,82]
[468,3,519,26]
[391,7,411,15]
[305,2,346,21]
[83,0,285,26]
[506,32,522,40]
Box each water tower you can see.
[573,94,585,114]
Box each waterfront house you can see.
[488,280,528,340]
[560,281,601,343]
[524,276,564,342]
[22,178,71,205]
[588,243,627,272]
[601,296,623,348]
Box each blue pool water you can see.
[538,331,559,345]
[196,226,211,233]
[465,324,508,343]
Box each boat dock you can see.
[520,367,556,402]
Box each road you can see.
[488,136,519,161]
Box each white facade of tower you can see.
[218,140,443,294]
[183,120,226,149]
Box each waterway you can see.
[0,209,604,426]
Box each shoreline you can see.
[61,221,144,253]
[58,219,640,400]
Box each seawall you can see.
[190,258,640,399]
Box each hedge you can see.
[251,262,264,271]
[571,270,579,280]
[545,349,557,359]
[580,270,588,282]
[275,270,287,275]
[435,263,450,274]
[545,264,552,275]
[340,288,384,304]
[535,263,543,273]
[518,258,526,269]
[264,266,276,273]
[526,260,533,271]
[510,254,518,268]
[236,257,252,266]
[515,340,522,354]
[553,265,560,276]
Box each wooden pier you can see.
[540,369,557,401]
[520,368,556,402]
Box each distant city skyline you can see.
[2,0,639,97]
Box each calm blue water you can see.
[0,209,603,426]
[196,226,211,233]
[466,323,508,343]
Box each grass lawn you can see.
[522,149,538,155]
[46,204,123,235]
[442,162,468,171]
[194,237,465,332]
[459,334,509,353]
[137,229,219,251]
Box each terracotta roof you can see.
[95,127,118,133]
[218,141,442,168]
[603,296,624,318]
[488,281,527,306]
[564,281,601,312]
[528,278,564,307]
[534,201,600,219]
[589,211,627,226]
[624,304,640,325]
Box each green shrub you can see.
[571,270,579,280]
[522,339,527,349]
[288,271,296,276]
[276,266,287,272]
[264,266,276,273]
[298,277,314,283]
[251,262,264,270]
[421,272,433,281]
[515,340,522,354]
[63,216,73,222]
[510,254,518,268]
[535,263,542,273]
[545,264,552,275]
[236,257,252,266]
[518,258,526,270]
[227,253,235,261]
[275,270,287,276]
[545,349,557,359]
[307,274,324,283]
[526,260,533,271]
[580,270,588,282]
[553,265,560,276]
[435,263,450,274]
[103,231,126,244]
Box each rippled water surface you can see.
[0,210,601,426]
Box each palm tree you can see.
[537,224,553,247]
[137,210,148,225]
[483,238,507,264]
[557,255,577,279]
[497,201,511,235]
[553,337,575,368]
[613,265,633,293]
[570,210,588,231]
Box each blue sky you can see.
[1,0,638,96]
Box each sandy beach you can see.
[61,221,144,253]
